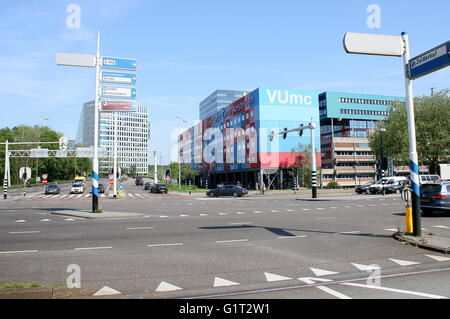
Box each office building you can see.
[180,88,321,189]
[199,90,249,120]
[76,101,150,175]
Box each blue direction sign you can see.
[409,40,450,80]
[101,56,137,71]
[101,86,137,99]
[101,71,137,85]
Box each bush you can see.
[324,181,342,189]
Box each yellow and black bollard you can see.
[402,186,413,234]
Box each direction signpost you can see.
[409,40,450,80]
[56,32,138,212]
[344,32,450,237]
[101,71,137,85]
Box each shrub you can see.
[324,181,342,189]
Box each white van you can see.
[368,176,407,194]
[419,175,440,184]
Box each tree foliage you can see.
[369,89,450,174]
[0,125,90,185]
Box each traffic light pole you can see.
[270,122,317,198]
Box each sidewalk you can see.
[394,232,450,254]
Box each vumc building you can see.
[179,88,411,189]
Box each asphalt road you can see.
[1,181,450,299]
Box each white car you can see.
[70,183,85,194]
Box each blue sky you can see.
[0,0,448,164]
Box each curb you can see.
[0,287,93,299]
[393,232,450,254]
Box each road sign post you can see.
[341,32,449,236]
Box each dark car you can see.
[150,183,168,194]
[135,176,144,186]
[98,183,105,193]
[45,183,60,195]
[420,182,450,216]
[144,182,154,190]
[355,181,375,194]
[206,185,248,198]
[384,180,407,194]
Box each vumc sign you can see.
[261,89,317,106]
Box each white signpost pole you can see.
[154,151,158,184]
[343,31,422,236]
[113,112,118,198]
[310,121,317,198]
[401,32,421,236]
[92,31,101,212]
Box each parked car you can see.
[150,183,168,193]
[98,183,105,193]
[70,183,85,194]
[206,185,248,197]
[420,182,450,216]
[369,176,407,194]
[355,181,376,194]
[144,182,154,190]
[135,176,144,186]
[384,180,407,194]
[45,183,61,195]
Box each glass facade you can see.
[199,90,249,120]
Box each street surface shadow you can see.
[198,225,392,238]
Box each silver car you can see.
[420,182,450,216]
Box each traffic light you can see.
[299,124,304,136]
[269,130,274,142]
[382,156,388,171]
[282,128,288,139]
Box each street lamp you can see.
[175,116,188,190]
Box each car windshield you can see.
[155,184,166,187]
[72,184,82,187]
[47,184,58,188]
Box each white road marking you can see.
[384,228,398,232]
[302,209,311,211]
[316,208,325,210]
[342,282,447,299]
[389,258,420,266]
[310,268,339,276]
[147,243,183,247]
[215,239,248,244]
[298,277,352,299]
[15,220,26,223]
[339,231,361,234]
[200,214,208,216]
[271,210,280,213]
[74,246,113,251]
[155,281,183,292]
[264,272,292,282]
[236,212,245,215]
[254,211,263,214]
[9,231,40,234]
[286,209,295,212]
[218,213,228,215]
[126,227,154,230]
[351,263,381,271]
[330,207,338,209]
[214,277,240,287]
[0,250,38,254]
[229,222,253,225]
[424,254,450,262]
[159,215,168,218]
[40,219,51,222]
[93,286,121,296]
[432,225,450,229]
[277,235,307,239]
[65,218,75,221]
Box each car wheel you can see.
[209,193,215,198]
[232,192,238,197]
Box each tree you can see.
[369,89,450,174]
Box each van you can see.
[369,176,407,194]
[419,175,440,185]
[74,175,87,187]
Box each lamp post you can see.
[175,116,187,190]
